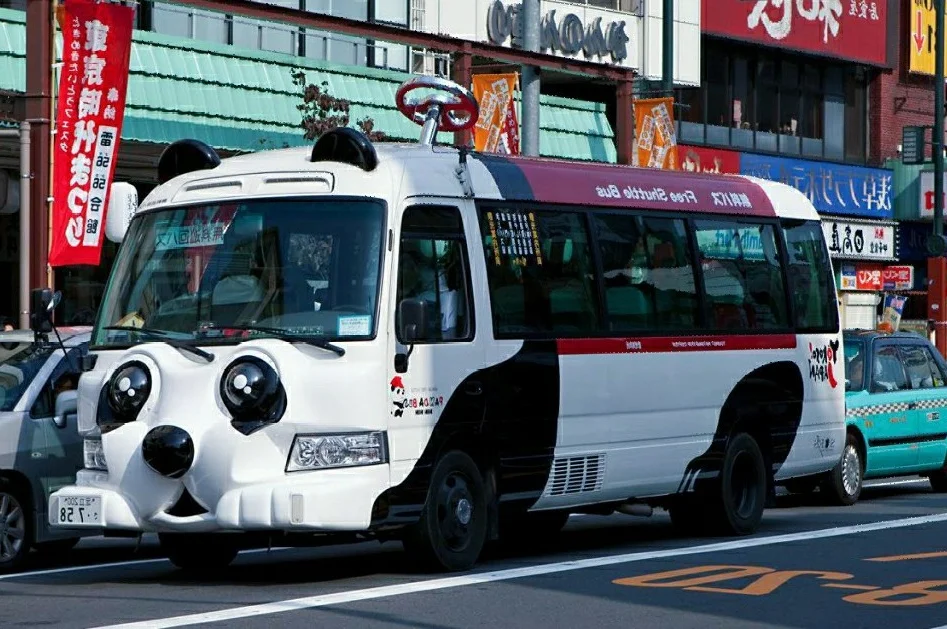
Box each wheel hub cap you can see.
[455,498,472,525]
[0,492,25,562]
[842,446,860,496]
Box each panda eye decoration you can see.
[220,356,287,435]
[97,361,153,433]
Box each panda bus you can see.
[49,75,845,573]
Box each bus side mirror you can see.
[398,298,428,344]
[29,288,60,334]
[395,298,427,374]
[105,182,138,244]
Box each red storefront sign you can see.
[855,263,883,291]
[680,145,742,175]
[50,0,134,267]
[702,0,890,67]
[882,265,914,290]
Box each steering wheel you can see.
[395,76,479,133]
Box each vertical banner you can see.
[50,0,135,267]
[472,73,520,155]
[634,97,678,170]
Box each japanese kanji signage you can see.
[822,218,897,262]
[702,0,890,67]
[50,0,134,267]
[740,153,893,219]
[633,97,678,170]
[472,73,520,155]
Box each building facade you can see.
[674,0,901,331]
[0,0,701,325]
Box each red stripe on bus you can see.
[556,334,798,356]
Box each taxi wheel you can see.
[823,433,863,506]
[0,480,32,573]
[402,450,487,572]
[928,462,947,492]
[159,533,239,573]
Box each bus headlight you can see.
[286,432,387,472]
[84,438,107,471]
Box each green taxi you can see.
[823,330,947,505]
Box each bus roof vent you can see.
[310,127,378,172]
[157,139,221,185]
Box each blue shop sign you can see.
[740,153,893,220]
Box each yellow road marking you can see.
[865,551,947,563]
[822,583,881,591]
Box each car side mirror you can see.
[29,287,61,334]
[53,389,78,429]
[395,298,428,373]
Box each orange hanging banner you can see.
[472,73,520,155]
[633,97,679,170]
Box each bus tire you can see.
[707,432,767,536]
[159,533,239,573]
[822,433,863,506]
[403,450,487,572]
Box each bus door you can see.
[387,202,487,464]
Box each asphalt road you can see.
[4,477,947,629]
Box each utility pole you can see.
[521,0,540,156]
[662,0,673,95]
[936,0,945,238]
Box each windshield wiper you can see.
[103,325,215,363]
[212,324,345,357]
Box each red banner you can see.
[679,145,742,175]
[50,0,134,267]
[702,0,889,67]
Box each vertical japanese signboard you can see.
[634,97,678,170]
[50,0,134,267]
[472,73,520,155]
[909,0,941,75]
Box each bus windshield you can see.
[92,198,386,348]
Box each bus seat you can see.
[606,285,651,328]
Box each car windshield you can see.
[844,337,865,392]
[92,198,386,347]
[0,342,54,412]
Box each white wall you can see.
[422,0,700,86]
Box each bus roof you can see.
[140,141,821,223]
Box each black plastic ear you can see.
[310,127,378,172]
[157,139,222,184]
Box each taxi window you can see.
[901,344,945,389]
[844,339,865,391]
[871,345,909,393]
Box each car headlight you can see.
[84,438,107,471]
[220,357,286,435]
[286,432,387,472]
[98,361,152,433]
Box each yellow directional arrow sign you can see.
[910,0,942,76]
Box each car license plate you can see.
[57,495,100,525]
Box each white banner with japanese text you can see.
[822,218,897,262]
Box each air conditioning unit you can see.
[0,170,19,215]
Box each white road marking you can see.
[0,546,293,582]
[90,512,947,629]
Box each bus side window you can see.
[692,219,789,331]
[591,213,699,332]
[397,206,474,343]
[781,220,839,333]
[479,208,598,336]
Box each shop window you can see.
[781,219,838,333]
[801,64,824,157]
[592,213,699,332]
[844,68,868,163]
[731,56,753,149]
[706,52,729,145]
[778,61,800,154]
[693,219,789,331]
[755,58,778,153]
[373,0,408,24]
[480,208,599,337]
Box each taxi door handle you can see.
[909,402,918,410]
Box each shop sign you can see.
[486,0,630,63]
[740,153,893,219]
[898,221,932,260]
[702,0,890,67]
[822,218,897,261]
[918,171,947,219]
[883,265,914,290]
[840,263,884,291]
[680,145,742,174]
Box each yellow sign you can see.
[633,97,678,170]
[909,0,941,76]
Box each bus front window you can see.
[92,199,386,348]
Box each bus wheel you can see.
[822,433,863,506]
[403,450,487,572]
[159,533,239,573]
[708,432,767,536]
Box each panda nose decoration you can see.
[142,425,194,479]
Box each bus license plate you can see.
[57,496,100,525]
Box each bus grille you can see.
[546,454,606,496]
